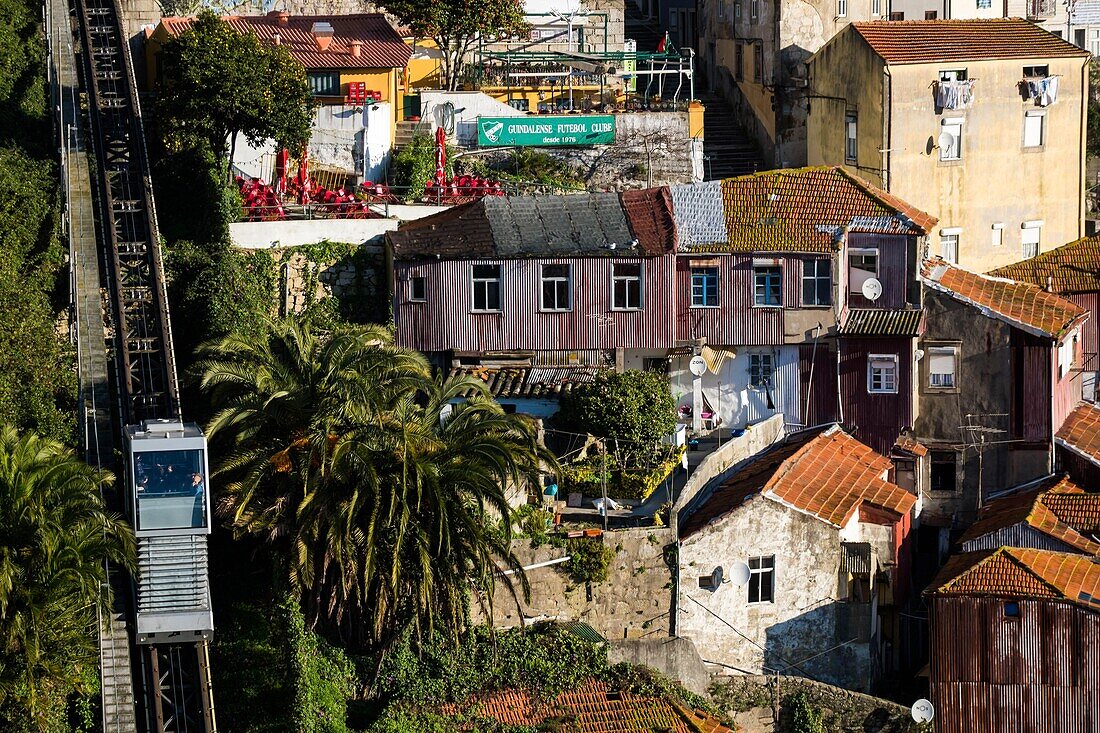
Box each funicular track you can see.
[67,0,216,729]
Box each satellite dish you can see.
[689,355,707,377]
[937,130,955,150]
[730,561,751,587]
[861,277,883,302]
[911,698,935,723]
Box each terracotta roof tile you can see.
[893,434,929,457]
[687,167,935,254]
[957,477,1100,555]
[851,19,1090,65]
[161,13,411,70]
[681,426,916,537]
[930,548,1100,610]
[921,258,1088,340]
[1056,401,1100,469]
[445,679,735,733]
[622,187,678,255]
[989,235,1100,294]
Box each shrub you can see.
[389,134,453,201]
[786,691,825,733]
[283,595,357,733]
[564,538,616,584]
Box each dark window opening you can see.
[471,264,502,311]
[1023,65,1049,79]
[409,276,426,302]
[930,451,957,493]
[748,555,775,603]
[308,71,340,97]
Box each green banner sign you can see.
[477,115,616,147]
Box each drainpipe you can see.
[882,64,892,191]
[1080,60,1088,238]
[1050,344,1058,476]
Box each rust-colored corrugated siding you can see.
[800,344,838,427]
[846,233,911,309]
[1053,350,1083,436]
[1013,332,1053,442]
[838,337,912,456]
[674,254,808,345]
[929,596,1100,733]
[394,256,677,353]
[1067,293,1099,373]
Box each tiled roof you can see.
[957,477,1100,555]
[447,679,734,733]
[1056,401,1100,468]
[988,236,1100,294]
[160,13,411,70]
[930,547,1100,611]
[676,167,934,254]
[921,258,1088,340]
[850,19,1090,65]
[681,425,916,537]
[389,193,676,260]
[839,308,924,337]
[669,180,727,250]
[449,365,604,400]
[893,434,929,457]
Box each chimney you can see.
[349,40,362,58]
[311,21,334,52]
[276,11,289,25]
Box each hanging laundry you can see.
[934,80,975,110]
[1024,75,1060,106]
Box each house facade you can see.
[927,547,1100,733]
[676,425,916,691]
[807,19,1089,273]
[911,259,1087,527]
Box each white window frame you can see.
[872,0,881,15]
[1024,110,1046,149]
[837,0,847,17]
[1021,221,1042,260]
[750,0,758,19]
[748,555,775,604]
[940,228,961,263]
[540,263,572,312]
[845,113,858,163]
[471,264,502,312]
[690,266,720,308]
[939,69,968,82]
[991,222,1004,248]
[868,353,899,394]
[848,248,879,294]
[940,119,963,161]
[749,352,775,388]
[928,346,958,390]
[409,275,427,302]
[1059,335,1076,378]
[611,261,643,311]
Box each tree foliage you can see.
[157,10,314,171]
[1088,61,1100,160]
[0,427,135,731]
[557,371,676,466]
[376,0,528,90]
[197,316,554,654]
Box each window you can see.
[669,11,678,28]
[718,0,725,16]
[889,10,904,19]
[1059,336,1076,378]
[735,44,744,81]
[307,71,340,97]
[940,119,962,161]
[691,267,719,307]
[734,0,741,19]
[848,249,878,294]
[507,98,529,112]
[1004,601,1021,618]
[133,449,207,531]
[540,264,571,311]
[750,0,758,19]
[749,353,774,387]
[940,232,959,263]
[753,265,782,306]
[977,0,991,7]
[924,9,938,18]
[837,0,847,17]
[845,113,858,163]
[928,346,958,389]
[1075,28,1086,49]
[1024,111,1045,148]
[1023,65,1049,78]
[868,354,898,394]
[748,556,775,603]
[753,43,763,82]
[930,451,958,493]
[471,264,502,311]
[939,69,968,82]
[612,262,643,310]
[802,258,832,306]
[872,0,881,15]
[409,276,426,302]
[992,223,1004,248]
[1021,224,1041,260]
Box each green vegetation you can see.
[158,10,314,173]
[376,0,529,90]
[559,448,683,501]
[563,538,616,584]
[1088,60,1100,161]
[389,134,453,200]
[786,691,825,733]
[198,315,555,651]
[0,427,135,731]
[557,371,678,472]
[456,149,584,192]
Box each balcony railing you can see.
[1028,0,1057,18]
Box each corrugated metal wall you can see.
[1013,331,1052,442]
[800,343,838,428]
[846,233,910,309]
[1067,292,1099,370]
[394,256,677,353]
[959,524,1076,554]
[930,595,1100,733]
[838,337,912,456]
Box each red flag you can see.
[656,31,667,53]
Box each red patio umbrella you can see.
[434,126,447,187]
[274,148,289,194]
[295,152,311,205]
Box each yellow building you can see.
[807,19,1089,273]
[146,11,412,125]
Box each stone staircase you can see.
[100,607,137,732]
[699,92,764,180]
[394,119,426,153]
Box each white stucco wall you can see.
[669,346,800,430]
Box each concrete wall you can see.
[477,528,675,640]
[229,206,448,248]
[810,37,1088,272]
[608,637,712,695]
[420,91,525,146]
[677,496,876,690]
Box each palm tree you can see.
[199,316,554,651]
[0,426,134,731]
